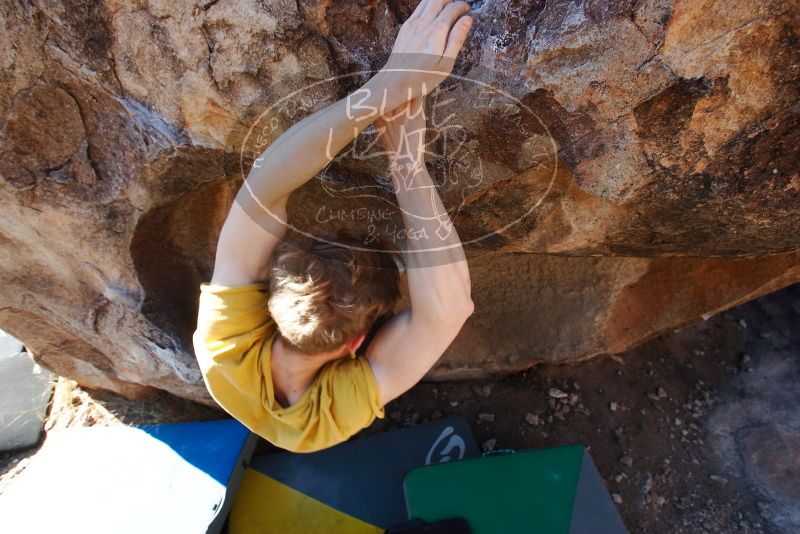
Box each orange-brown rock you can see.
[0,0,797,401]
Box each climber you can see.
[192,0,475,453]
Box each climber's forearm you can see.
[363,159,472,404]
[360,0,475,404]
[390,160,472,321]
[242,73,409,206]
[210,74,410,287]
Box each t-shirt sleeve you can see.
[193,282,273,354]
[192,282,275,423]
[313,356,386,442]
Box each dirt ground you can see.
[2,285,798,533]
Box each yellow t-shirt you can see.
[192,282,385,453]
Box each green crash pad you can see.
[404,444,626,534]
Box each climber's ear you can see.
[345,333,367,357]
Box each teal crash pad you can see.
[404,444,627,534]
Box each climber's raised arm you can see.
[365,7,474,404]
[365,97,473,405]
[208,78,405,287]
[209,0,474,287]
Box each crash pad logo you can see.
[231,57,558,265]
[425,425,467,465]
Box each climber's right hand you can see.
[378,0,474,102]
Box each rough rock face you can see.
[0,0,798,402]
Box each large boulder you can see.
[0,0,797,402]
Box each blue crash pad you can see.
[0,419,255,534]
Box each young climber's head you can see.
[268,232,400,356]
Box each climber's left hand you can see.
[378,0,474,102]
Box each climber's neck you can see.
[270,335,345,408]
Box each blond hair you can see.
[268,234,400,354]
